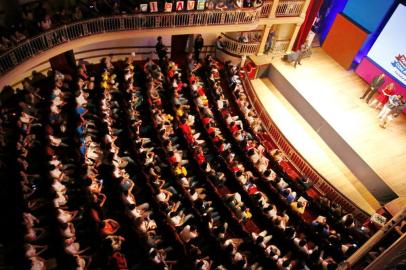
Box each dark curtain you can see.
[293,0,324,51]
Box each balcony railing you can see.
[221,33,260,56]
[276,0,305,17]
[269,39,290,54]
[0,9,260,77]
[241,75,370,222]
[260,0,273,17]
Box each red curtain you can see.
[293,0,324,51]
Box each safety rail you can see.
[220,33,260,56]
[0,9,260,76]
[260,0,273,17]
[269,39,290,54]
[276,0,305,17]
[241,75,370,222]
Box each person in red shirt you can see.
[100,219,120,236]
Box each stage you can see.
[251,48,406,214]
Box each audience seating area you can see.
[1,51,387,270]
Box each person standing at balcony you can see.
[360,73,385,103]
[194,34,204,61]
[216,36,224,50]
[39,14,52,31]
[265,29,275,54]
[155,36,167,64]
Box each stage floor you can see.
[252,48,406,214]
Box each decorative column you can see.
[300,0,312,18]
[287,23,302,52]
[257,25,272,56]
[269,0,280,18]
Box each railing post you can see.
[257,24,272,55]
[287,22,301,52]
[270,0,280,18]
[236,43,242,54]
[220,12,226,24]
[83,23,89,35]
[155,16,161,28]
[9,51,18,66]
[120,17,125,30]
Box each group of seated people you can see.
[0,0,264,53]
[196,54,371,268]
[1,50,394,269]
[145,57,261,269]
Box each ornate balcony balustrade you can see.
[269,39,290,54]
[220,33,260,56]
[0,9,261,76]
[0,0,306,78]
[276,0,305,17]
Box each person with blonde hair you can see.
[369,82,394,109]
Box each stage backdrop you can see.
[342,0,395,33]
[365,4,406,87]
[322,13,368,69]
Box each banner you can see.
[187,0,195,10]
[197,0,205,10]
[149,1,158,12]
[164,2,173,12]
[140,3,148,12]
[176,1,184,10]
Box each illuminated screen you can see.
[367,4,406,86]
[343,0,395,32]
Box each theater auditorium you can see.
[0,0,404,269]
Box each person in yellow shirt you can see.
[291,201,306,215]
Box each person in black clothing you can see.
[194,34,204,61]
[155,36,167,63]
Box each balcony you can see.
[268,39,290,55]
[220,32,261,56]
[0,0,306,78]
[0,10,260,76]
[260,0,306,18]
[276,0,305,17]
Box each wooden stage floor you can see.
[251,48,406,214]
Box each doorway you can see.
[171,34,190,61]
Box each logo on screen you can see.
[391,54,406,80]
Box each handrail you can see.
[241,75,370,222]
[276,0,305,17]
[345,207,406,269]
[260,0,273,17]
[269,39,290,54]
[220,33,260,56]
[0,9,261,77]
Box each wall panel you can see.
[322,14,368,69]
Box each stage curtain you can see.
[293,0,324,51]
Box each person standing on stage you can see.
[294,43,307,68]
[194,34,204,61]
[380,98,406,129]
[369,82,394,109]
[360,73,385,103]
[378,94,402,128]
